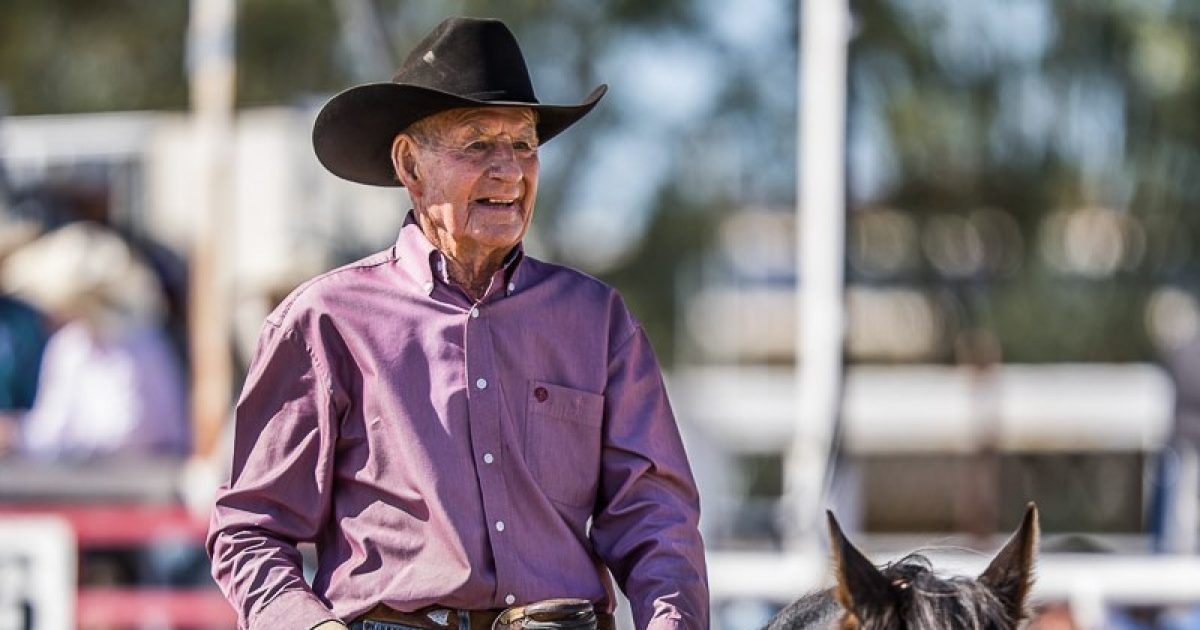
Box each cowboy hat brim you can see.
[312,82,608,187]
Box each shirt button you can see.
[483,453,494,464]
[476,378,488,390]
[421,281,434,292]
[505,594,516,605]
[507,282,516,293]
[534,386,548,402]
[495,520,505,532]
[470,307,480,318]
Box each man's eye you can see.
[514,141,537,152]
[465,140,491,152]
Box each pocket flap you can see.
[527,380,604,426]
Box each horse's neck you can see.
[765,589,842,630]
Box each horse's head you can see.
[829,503,1039,630]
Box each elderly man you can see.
[207,16,707,630]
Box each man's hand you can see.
[312,620,349,630]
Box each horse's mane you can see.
[765,590,841,629]
[767,554,1015,630]
[767,505,1038,630]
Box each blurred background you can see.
[0,0,1199,629]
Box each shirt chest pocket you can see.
[524,380,605,508]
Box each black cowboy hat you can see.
[312,16,608,187]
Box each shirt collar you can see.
[395,211,527,296]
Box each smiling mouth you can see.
[474,197,519,209]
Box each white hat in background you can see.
[0,222,163,331]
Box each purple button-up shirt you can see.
[207,216,708,630]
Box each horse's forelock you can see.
[880,556,1014,630]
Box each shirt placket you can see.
[462,301,520,607]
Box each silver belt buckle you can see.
[425,608,452,627]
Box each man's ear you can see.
[391,134,422,193]
[979,503,1039,624]
[828,510,894,620]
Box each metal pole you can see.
[187,0,236,459]
[786,0,849,547]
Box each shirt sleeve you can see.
[206,322,341,630]
[590,325,709,630]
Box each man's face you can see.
[397,107,540,262]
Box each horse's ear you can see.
[979,502,1039,623]
[828,510,895,618]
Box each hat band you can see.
[461,89,537,103]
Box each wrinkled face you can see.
[393,107,539,261]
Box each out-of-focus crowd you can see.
[0,182,189,461]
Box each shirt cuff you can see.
[250,589,337,630]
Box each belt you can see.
[353,604,499,630]
[354,603,615,630]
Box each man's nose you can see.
[488,145,522,181]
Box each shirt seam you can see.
[279,326,338,535]
[272,252,395,325]
[278,327,335,397]
[607,323,641,367]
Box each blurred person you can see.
[0,221,188,459]
[0,296,47,411]
[0,292,47,433]
[0,215,50,454]
[207,16,707,630]
[15,181,192,363]
[0,217,50,444]
[1154,330,1200,554]
[1146,327,1200,629]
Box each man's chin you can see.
[463,224,528,253]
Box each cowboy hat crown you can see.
[312,16,607,187]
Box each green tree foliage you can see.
[849,0,1200,362]
[0,1,346,113]
[237,0,343,107]
[0,1,188,114]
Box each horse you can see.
[766,503,1039,630]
